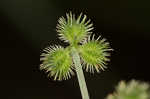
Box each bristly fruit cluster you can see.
[40,12,112,81]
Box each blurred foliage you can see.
[106,80,150,99]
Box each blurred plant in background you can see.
[106,80,150,99]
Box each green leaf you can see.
[78,35,112,73]
[56,12,93,45]
[40,45,74,81]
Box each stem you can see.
[71,47,90,99]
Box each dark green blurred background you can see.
[0,0,150,99]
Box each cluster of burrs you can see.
[106,80,150,99]
[40,12,112,81]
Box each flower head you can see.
[56,12,93,45]
[40,12,112,80]
[40,45,74,80]
[79,34,112,73]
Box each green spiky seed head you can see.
[79,35,112,73]
[40,12,112,80]
[56,12,93,45]
[106,80,150,99]
[40,46,74,80]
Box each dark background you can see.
[0,0,150,99]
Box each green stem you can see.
[71,47,90,99]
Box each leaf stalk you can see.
[71,47,90,99]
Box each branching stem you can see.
[71,47,90,99]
